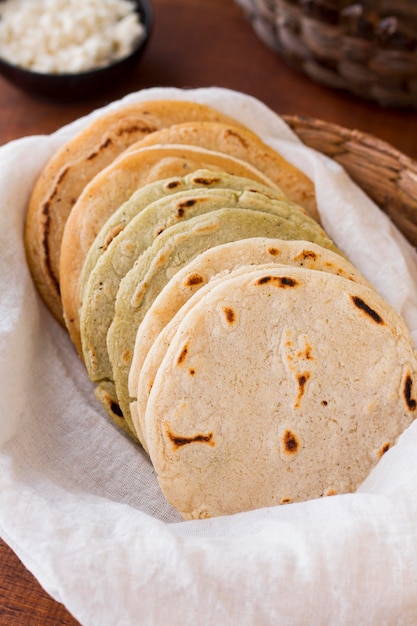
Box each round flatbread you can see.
[81,184,315,387]
[144,266,417,519]
[130,263,282,449]
[107,208,339,436]
[59,144,279,350]
[127,121,318,219]
[25,99,247,324]
[129,237,371,449]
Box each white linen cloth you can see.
[1,87,417,626]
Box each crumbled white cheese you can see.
[0,0,146,73]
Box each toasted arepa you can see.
[129,237,370,449]
[144,266,417,519]
[131,263,282,449]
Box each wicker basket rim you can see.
[283,114,417,247]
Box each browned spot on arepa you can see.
[177,344,189,365]
[256,275,299,288]
[166,423,215,449]
[223,307,236,325]
[295,372,310,408]
[351,295,384,324]
[267,246,281,256]
[294,249,318,262]
[282,430,300,455]
[404,373,417,411]
[184,273,205,287]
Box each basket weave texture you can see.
[236,0,417,108]
[284,114,417,246]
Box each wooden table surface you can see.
[0,0,416,623]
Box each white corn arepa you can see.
[107,209,339,434]
[59,144,279,352]
[132,262,284,450]
[24,99,246,324]
[129,237,371,449]
[80,173,296,386]
[144,265,417,519]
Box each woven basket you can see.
[283,114,417,245]
[236,0,417,108]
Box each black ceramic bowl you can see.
[0,0,153,101]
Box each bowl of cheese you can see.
[0,0,152,100]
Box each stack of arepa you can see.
[24,98,417,520]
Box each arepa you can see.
[132,263,283,449]
[129,237,371,449]
[144,265,417,519]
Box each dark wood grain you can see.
[0,540,78,625]
[0,0,416,623]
